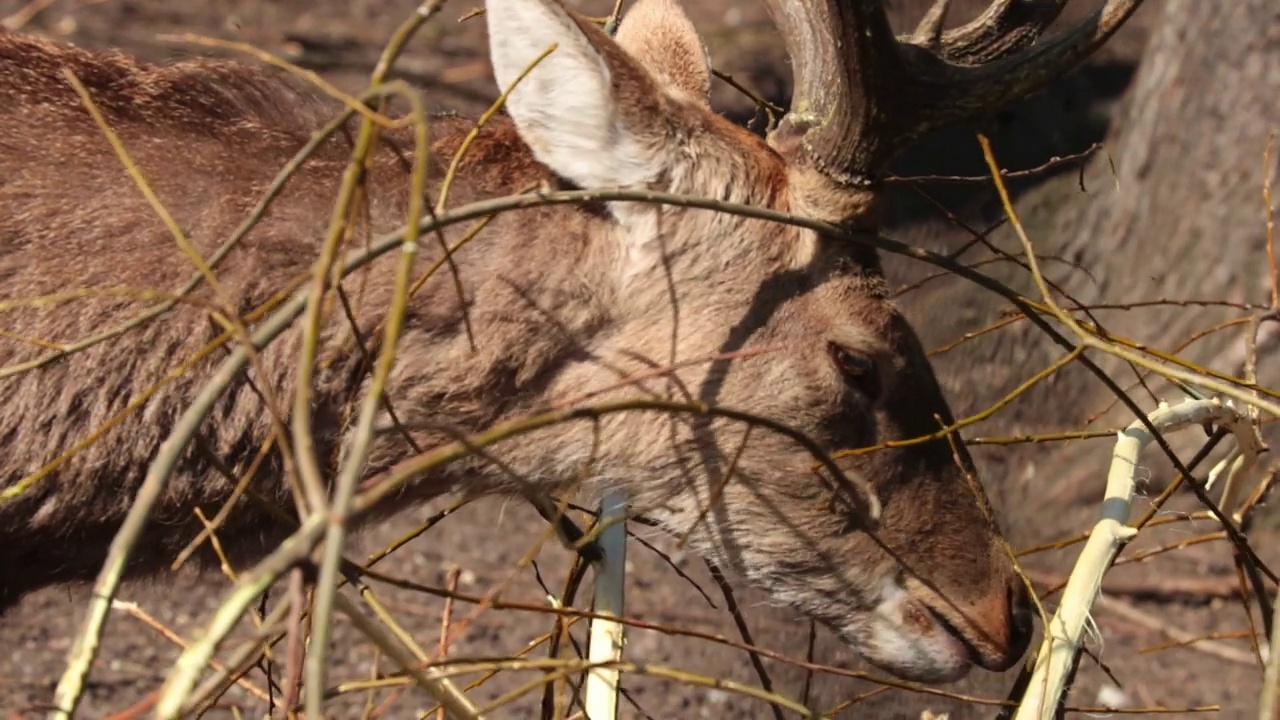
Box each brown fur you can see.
[614,0,712,103]
[0,0,1032,684]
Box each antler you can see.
[762,0,1144,186]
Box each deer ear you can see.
[486,0,673,192]
[614,0,711,106]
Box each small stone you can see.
[1096,683,1129,708]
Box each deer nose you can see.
[967,578,1034,671]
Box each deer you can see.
[0,0,1141,686]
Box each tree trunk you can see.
[908,0,1280,519]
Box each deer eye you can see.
[827,342,881,402]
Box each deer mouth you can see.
[846,574,1034,683]
[924,604,1000,673]
[921,589,1029,671]
[845,582,976,683]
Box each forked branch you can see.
[762,0,1144,183]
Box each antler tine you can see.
[918,0,1071,66]
[910,0,952,52]
[763,0,1144,189]
[914,0,1144,135]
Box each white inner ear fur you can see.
[486,0,667,196]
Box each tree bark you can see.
[890,0,1278,516]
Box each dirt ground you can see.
[1,0,1276,718]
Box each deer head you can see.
[477,0,1139,682]
[0,0,1141,689]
